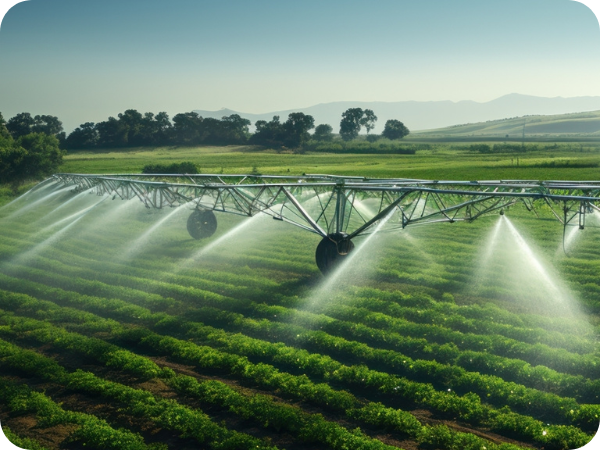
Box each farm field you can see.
[1,145,600,450]
[58,143,600,181]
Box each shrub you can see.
[141,161,198,174]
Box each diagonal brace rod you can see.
[347,192,411,239]
[282,188,328,237]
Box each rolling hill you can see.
[413,110,600,138]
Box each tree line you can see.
[2,108,410,151]
[0,108,409,187]
[0,112,64,190]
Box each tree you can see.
[0,133,64,189]
[221,114,251,144]
[0,142,26,189]
[153,112,172,145]
[96,116,128,147]
[117,109,144,146]
[313,124,333,142]
[200,117,223,144]
[6,113,64,141]
[382,119,410,140]
[359,109,377,135]
[250,116,285,148]
[339,108,364,141]
[32,115,63,137]
[282,112,314,148]
[6,112,35,139]
[0,113,10,139]
[172,112,203,145]
[65,122,99,149]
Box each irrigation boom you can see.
[52,173,600,273]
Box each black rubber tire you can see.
[315,233,354,274]
[187,209,218,239]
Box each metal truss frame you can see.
[53,173,600,238]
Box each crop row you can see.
[5,253,599,410]
[356,212,600,313]
[300,301,600,386]
[135,325,593,449]
[0,337,278,450]
[0,310,528,450]
[1,223,594,377]
[16,225,596,346]
[1,267,597,423]
[3,268,591,428]
[0,377,153,450]
[320,301,598,374]
[3,252,598,391]
[0,299,526,449]
[1,426,48,450]
[0,223,591,354]
[158,284,600,402]
[171,374,530,450]
[345,286,593,351]
[16,241,600,366]
[0,310,410,450]
[188,305,600,405]
[0,290,593,450]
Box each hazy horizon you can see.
[1,0,600,132]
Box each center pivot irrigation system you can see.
[52,173,600,274]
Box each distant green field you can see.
[4,142,600,214]
[59,143,600,182]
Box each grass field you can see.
[1,144,599,450]
[59,143,600,181]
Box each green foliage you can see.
[77,110,251,149]
[339,107,364,141]
[6,112,64,141]
[347,402,423,436]
[469,144,492,153]
[310,139,419,154]
[2,426,49,450]
[141,161,198,174]
[0,112,10,139]
[0,273,589,449]
[282,112,315,147]
[360,109,378,135]
[6,112,36,138]
[0,338,276,450]
[250,113,315,149]
[0,377,150,450]
[382,119,410,140]
[65,122,99,149]
[491,143,531,153]
[0,132,64,189]
[313,123,334,141]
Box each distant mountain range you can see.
[193,94,600,133]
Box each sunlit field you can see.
[59,143,600,181]
[1,145,600,450]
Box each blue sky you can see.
[1,0,599,131]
